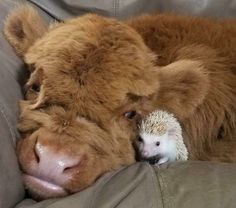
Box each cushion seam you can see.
[148,164,165,208]
[113,0,119,17]
[27,0,61,21]
[0,102,16,146]
[158,168,173,208]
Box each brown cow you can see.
[4,6,236,200]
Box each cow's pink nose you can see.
[31,140,82,184]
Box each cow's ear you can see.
[157,60,209,119]
[4,5,48,57]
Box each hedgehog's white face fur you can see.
[138,131,177,165]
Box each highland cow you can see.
[4,6,236,200]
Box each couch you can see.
[0,0,236,207]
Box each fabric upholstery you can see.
[16,162,236,208]
[28,0,236,21]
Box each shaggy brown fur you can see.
[4,6,236,200]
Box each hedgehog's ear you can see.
[157,60,209,120]
[4,5,48,57]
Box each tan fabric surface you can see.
[16,162,236,208]
[157,161,236,208]
[28,0,236,21]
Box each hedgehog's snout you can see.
[143,155,162,165]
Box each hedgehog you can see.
[137,110,188,165]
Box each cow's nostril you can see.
[64,167,70,172]
[33,138,40,163]
[63,166,75,174]
[34,146,40,163]
[62,157,84,174]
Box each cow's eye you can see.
[30,84,40,92]
[124,110,136,119]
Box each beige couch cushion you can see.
[16,162,236,208]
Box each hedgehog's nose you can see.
[142,150,149,158]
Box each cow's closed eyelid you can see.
[30,83,40,93]
[28,63,36,72]
[25,82,41,93]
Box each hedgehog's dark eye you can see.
[30,84,40,93]
[124,110,136,119]
[156,141,160,146]
[138,136,143,143]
